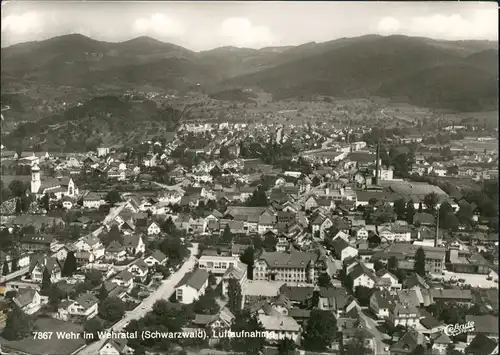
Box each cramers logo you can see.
[444,321,475,337]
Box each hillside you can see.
[208,88,258,102]
[3,96,183,152]
[223,35,498,112]
[1,34,497,112]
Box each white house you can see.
[111,270,134,292]
[127,259,149,282]
[29,256,61,283]
[83,193,106,209]
[198,255,240,275]
[147,221,161,235]
[74,235,105,260]
[369,290,398,319]
[349,263,378,289]
[174,269,209,304]
[99,339,133,355]
[122,235,145,256]
[331,238,358,261]
[258,314,301,345]
[66,293,99,320]
[144,250,167,268]
[13,288,42,315]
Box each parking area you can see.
[431,269,499,288]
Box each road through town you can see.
[77,243,199,355]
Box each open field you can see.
[0,317,86,355]
[450,138,498,152]
[440,111,498,126]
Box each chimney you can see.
[375,142,380,185]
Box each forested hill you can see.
[4,96,183,153]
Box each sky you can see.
[1,1,498,50]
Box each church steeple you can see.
[31,164,41,194]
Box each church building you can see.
[31,164,79,199]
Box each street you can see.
[358,310,389,355]
[77,243,199,355]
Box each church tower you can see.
[31,164,41,194]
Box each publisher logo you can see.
[444,321,475,337]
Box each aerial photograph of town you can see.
[0,1,498,355]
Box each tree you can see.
[388,256,398,271]
[262,234,277,252]
[406,200,415,225]
[105,190,121,205]
[278,338,297,355]
[411,345,426,355]
[247,186,268,207]
[221,224,234,244]
[8,180,25,198]
[240,246,255,280]
[193,289,218,315]
[208,272,216,286]
[98,297,125,322]
[160,236,188,264]
[424,193,439,212]
[2,260,10,275]
[231,309,266,355]
[41,193,50,211]
[85,270,103,287]
[227,278,243,313]
[318,273,333,288]
[354,286,374,306]
[344,329,374,355]
[303,310,337,351]
[11,257,19,272]
[414,247,426,277]
[456,202,474,225]
[394,199,407,220]
[48,285,64,309]
[1,305,34,340]
[83,318,103,344]
[418,202,423,213]
[373,260,385,272]
[161,216,176,235]
[98,283,109,301]
[15,198,22,214]
[41,267,52,295]
[104,224,123,246]
[62,251,77,277]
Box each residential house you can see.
[122,235,145,256]
[99,339,133,355]
[83,193,106,209]
[348,263,378,288]
[390,329,426,355]
[111,270,134,292]
[369,289,398,319]
[13,288,42,315]
[342,328,376,354]
[128,259,149,282]
[258,314,301,344]
[222,262,247,299]
[21,234,56,253]
[258,209,277,235]
[29,255,61,283]
[465,334,499,355]
[66,293,99,321]
[388,302,420,328]
[192,307,235,335]
[74,235,105,260]
[311,214,333,239]
[105,241,127,261]
[144,250,167,268]
[147,221,161,235]
[466,315,499,344]
[174,269,210,304]
[331,238,358,261]
[375,269,401,291]
[371,244,445,274]
[430,332,452,354]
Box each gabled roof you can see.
[148,250,167,263]
[13,288,38,308]
[75,292,99,310]
[466,315,499,335]
[259,251,317,269]
[349,263,377,282]
[466,334,498,355]
[175,269,209,291]
[123,234,143,248]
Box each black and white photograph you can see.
[0,1,498,355]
